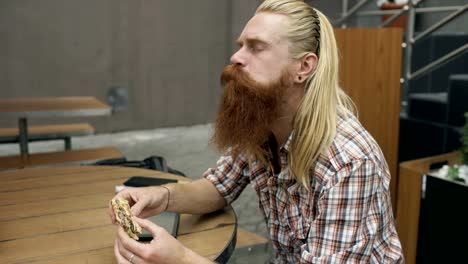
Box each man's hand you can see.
[109,186,169,223]
[114,217,213,264]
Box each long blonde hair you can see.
[256,0,356,188]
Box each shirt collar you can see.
[275,132,294,182]
[280,132,293,154]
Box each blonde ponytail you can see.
[257,0,356,188]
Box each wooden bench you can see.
[0,147,123,171]
[0,123,95,150]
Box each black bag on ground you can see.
[93,155,186,177]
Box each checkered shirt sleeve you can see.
[203,154,251,205]
[300,159,404,263]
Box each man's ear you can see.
[295,53,318,84]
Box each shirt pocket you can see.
[283,184,318,245]
[284,203,311,241]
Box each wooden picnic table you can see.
[0,166,237,263]
[0,96,111,154]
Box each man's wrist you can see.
[160,185,171,211]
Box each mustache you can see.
[221,64,294,91]
[220,64,258,88]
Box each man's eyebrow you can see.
[236,37,271,46]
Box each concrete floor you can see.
[0,124,272,263]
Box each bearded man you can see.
[110,0,404,263]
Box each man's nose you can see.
[230,49,245,66]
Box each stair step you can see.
[409,92,448,104]
[409,92,448,123]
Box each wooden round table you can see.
[0,166,237,263]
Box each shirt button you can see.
[274,220,279,225]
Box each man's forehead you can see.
[238,12,289,44]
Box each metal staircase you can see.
[334,0,468,162]
[334,0,467,108]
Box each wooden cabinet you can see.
[396,152,460,264]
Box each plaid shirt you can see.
[204,114,404,263]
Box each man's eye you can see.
[249,45,263,52]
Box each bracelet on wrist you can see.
[160,185,170,211]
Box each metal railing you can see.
[335,0,468,105]
[336,0,371,27]
[412,4,468,43]
[357,5,463,16]
[409,43,468,81]
[380,5,408,28]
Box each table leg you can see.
[19,118,29,155]
[64,137,72,150]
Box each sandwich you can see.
[111,197,142,240]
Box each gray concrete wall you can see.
[3,0,462,133]
[229,0,262,55]
[0,0,261,133]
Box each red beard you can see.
[211,64,293,157]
